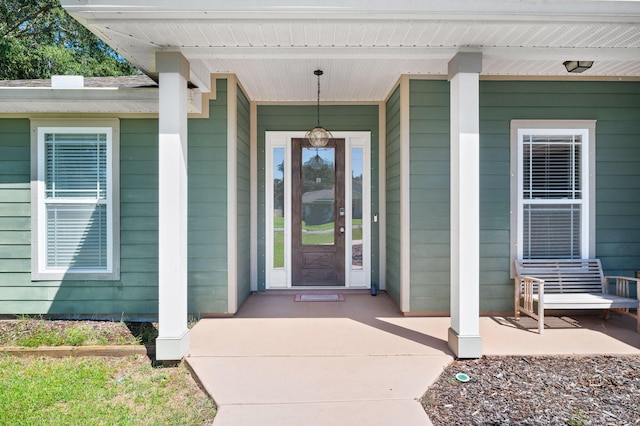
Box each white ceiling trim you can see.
[62,0,640,22]
[61,0,640,102]
[96,21,640,49]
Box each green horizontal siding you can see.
[385,86,402,306]
[2,79,637,317]
[187,79,229,314]
[236,84,251,307]
[409,79,640,313]
[0,118,32,311]
[409,80,450,312]
[0,80,231,317]
[480,80,640,307]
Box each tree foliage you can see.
[0,0,138,79]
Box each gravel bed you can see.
[421,355,640,425]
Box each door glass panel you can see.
[273,148,285,268]
[301,147,334,245]
[351,148,363,270]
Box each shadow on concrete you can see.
[489,312,640,350]
[232,291,451,354]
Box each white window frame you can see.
[510,120,596,264]
[31,119,120,281]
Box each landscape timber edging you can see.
[0,345,155,357]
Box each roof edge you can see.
[61,0,640,22]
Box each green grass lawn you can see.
[0,355,216,426]
[274,230,285,268]
[272,217,363,268]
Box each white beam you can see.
[183,46,640,62]
[227,75,239,314]
[0,88,159,114]
[250,100,258,292]
[448,52,482,359]
[399,75,411,313]
[156,51,190,361]
[378,102,387,291]
[189,60,212,94]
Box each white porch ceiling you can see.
[62,0,640,102]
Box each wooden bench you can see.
[514,259,639,334]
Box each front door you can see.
[292,138,345,286]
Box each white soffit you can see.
[62,0,640,101]
[0,88,203,114]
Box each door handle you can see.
[339,226,345,233]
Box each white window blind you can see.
[46,204,107,269]
[45,133,107,199]
[43,131,110,271]
[518,131,588,259]
[522,204,581,259]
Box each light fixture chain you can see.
[306,69,332,148]
[316,71,321,127]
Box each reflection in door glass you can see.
[273,148,285,268]
[301,147,334,245]
[352,148,363,269]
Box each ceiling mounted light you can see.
[306,69,332,148]
[563,61,594,73]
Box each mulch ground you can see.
[422,355,640,425]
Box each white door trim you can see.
[265,131,371,289]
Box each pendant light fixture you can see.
[306,69,332,147]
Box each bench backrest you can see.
[514,259,605,294]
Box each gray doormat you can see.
[294,293,345,302]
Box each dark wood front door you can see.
[292,138,345,286]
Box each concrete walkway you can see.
[186,292,640,426]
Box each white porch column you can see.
[448,52,483,358]
[156,52,190,361]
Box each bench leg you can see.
[538,304,544,335]
[602,309,610,320]
[514,283,520,320]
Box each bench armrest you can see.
[604,276,640,299]
[516,275,545,295]
[515,275,546,333]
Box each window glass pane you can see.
[46,204,107,269]
[273,148,285,268]
[301,147,334,246]
[45,133,107,199]
[352,148,363,270]
[523,134,581,200]
[523,204,581,259]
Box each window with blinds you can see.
[34,124,117,279]
[45,133,108,270]
[517,129,589,259]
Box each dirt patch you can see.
[0,318,157,347]
[422,355,640,425]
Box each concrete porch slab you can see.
[187,355,451,405]
[481,314,640,355]
[186,292,639,426]
[213,400,433,426]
